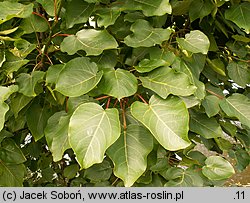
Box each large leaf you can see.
[65,0,94,28]
[0,162,26,186]
[202,156,235,180]
[36,0,55,16]
[190,112,223,139]
[107,124,153,187]
[10,93,32,118]
[189,0,214,22]
[131,95,191,151]
[55,57,103,97]
[45,111,71,162]
[139,66,196,99]
[220,94,250,128]
[68,102,120,168]
[61,29,118,56]
[225,2,250,34]
[16,71,45,97]
[0,1,33,24]
[177,30,210,54]
[20,14,49,34]
[26,103,52,141]
[98,69,138,100]
[121,0,172,16]
[124,19,172,48]
[0,139,26,164]
[227,62,250,87]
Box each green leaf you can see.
[11,39,36,58]
[135,59,167,73]
[220,94,250,128]
[98,69,138,100]
[107,124,153,187]
[63,164,79,179]
[190,112,223,139]
[0,1,33,24]
[0,27,18,35]
[36,0,55,16]
[0,139,26,164]
[206,58,226,76]
[20,14,49,34]
[0,102,9,132]
[45,111,71,162]
[26,103,52,141]
[84,160,112,182]
[177,30,210,54]
[227,62,250,87]
[202,156,235,180]
[0,162,25,186]
[96,7,121,28]
[164,168,204,186]
[0,85,19,102]
[61,29,118,56]
[1,52,29,75]
[65,0,94,28]
[9,93,32,118]
[139,66,196,99]
[46,64,65,85]
[69,102,120,168]
[202,95,220,117]
[68,95,96,113]
[225,2,250,34]
[16,71,45,97]
[131,95,191,151]
[90,50,117,70]
[124,19,172,48]
[189,0,214,22]
[0,49,5,67]
[55,57,103,97]
[122,0,172,16]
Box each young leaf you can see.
[107,124,153,187]
[0,102,9,132]
[177,30,210,54]
[202,156,235,180]
[45,111,71,162]
[98,69,138,100]
[139,66,196,99]
[61,29,118,56]
[124,19,172,47]
[202,95,220,117]
[225,2,250,34]
[131,95,191,151]
[220,94,250,128]
[69,102,120,169]
[55,57,103,97]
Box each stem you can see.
[113,99,118,108]
[95,95,110,101]
[54,0,58,23]
[206,89,224,99]
[136,94,148,104]
[65,97,69,113]
[106,97,111,109]
[120,100,127,131]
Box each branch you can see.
[206,89,224,100]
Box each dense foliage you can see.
[0,0,249,187]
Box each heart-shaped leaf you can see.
[69,102,120,168]
[131,95,191,151]
[107,124,153,187]
[202,156,235,180]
